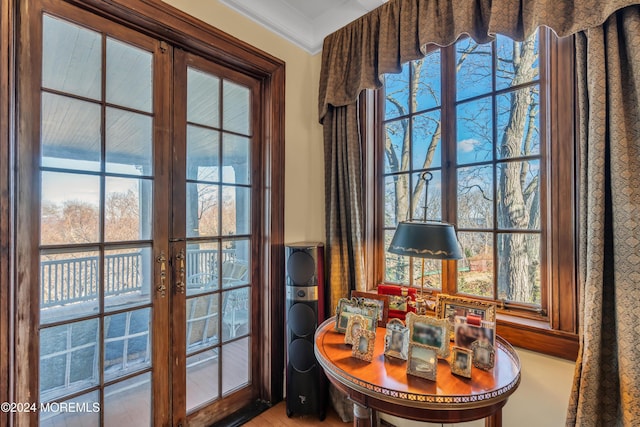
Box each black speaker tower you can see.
[285,242,327,420]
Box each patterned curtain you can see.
[567,6,640,425]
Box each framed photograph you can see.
[351,329,376,362]
[335,297,379,333]
[454,317,496,350]
[345,314,367,345]
[406,343,438,381]
[406,312,450,358]
[435,294,496,339]
[470,340,495,370]
[384,318,409,360]
[352,291,389,327]
[450,346,473,378]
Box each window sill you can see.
[496,313,578,361]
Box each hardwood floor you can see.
[243,401,346,426]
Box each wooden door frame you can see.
[3,0,285,424]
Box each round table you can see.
[314,317,521,427]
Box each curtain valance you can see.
[318,0,639,122]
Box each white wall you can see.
[380,348,575,427]
[161,2,577,424]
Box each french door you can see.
[16,1,263,425]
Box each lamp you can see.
[387,172,462,313]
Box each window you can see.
[374,29,578,356]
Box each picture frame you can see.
[406,312,450,359]
[335,297,379,333]
[450,346,473,378]
[470,339,495,370]
[351,329,376,362]
[384,318,409,360]
[345,314,367,345]
[406,342,438,381]
[435,294,497,340]
[453,316,496,350]
[351,291,389,327]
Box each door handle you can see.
[156,251,167,297]
[175,248,186,294]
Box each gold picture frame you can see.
[335,297,379,334]
[345,314,367,345]
[406,312,450,359]
[384,318,409,360]
[435,294,497,340]
[450,346,473,378]
[470,340,495,370]
[351,329,376,362]
[406,342,438,381]
[351,291,390,327]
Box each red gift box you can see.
[377,284,417,320]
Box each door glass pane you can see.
[42,15,101,100]
[221,239,250,289]
[186,294,219,352]
[186,350,219,412]
[222,185,250,235]
[222,287,249,342]
[106,38,152,113]
[41,92,101,171]
[186,183,219,238]
[187,125,219,181]
[41,171,100,245]
[40,391,100,427]
[40,249,100,325]
[105,107,153,175]
[186,241,220,295]
[188,68,220,128]
[457,231,494,298]
[40,319,100,402]
[222,134,250,185]
[222,337,250,395]
[104,247,152,311]
[105,177,152,241]
[104,372,151,427]
[104,308,151,382]
[222,80,250,134]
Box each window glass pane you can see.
[103,372,151,426]
[496,33,540,90]
[457,165,493,229]
[40,390,100,426]
[497,86,540,159]
[186,294,219,352]
[456,96,493,165]
[41,93,101,171]
[384,119,410,173]
[186,241,220,295]
[42,15,101,100]
[497,160,540,230]
[40,319,99,402]
[222,288,250,342]
[104,247,152,311]
[412,259,442,290]
[384,62,410,119]
[105,177,152,242]
[412,110,442,170]
[105,107,153,175]
[187,125,219,182]
[187,350,219,412]
[222,80,250,135]
[457,231,494,298]
[222,134,250,185]
[186,183,219,238]
[456,38,492,100]
[222,337,250,395]
[106,38,152,113]
[104,308,151,382]
[413,51,442,111]
[41,172,100,245]
[221,239,250,289]
[384,229,409,284]
[222,186,250,235]
[384,175,403,227]
[188,68,220,128]
[498,233,541,304]
[411,170,441,221]
[40,249,100,325]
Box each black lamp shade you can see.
[388,221,463,260]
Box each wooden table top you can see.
[315,317,521,412]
